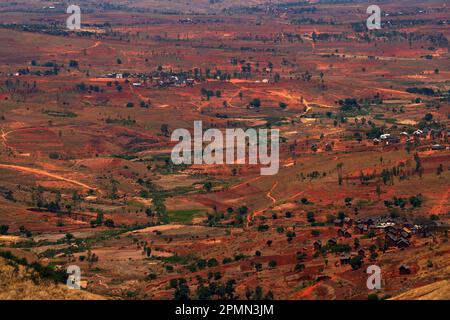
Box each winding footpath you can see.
[0,164,97,191]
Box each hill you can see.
[391,280,450,300]
[0,254,104,300]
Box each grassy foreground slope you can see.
[0,256,104,300]
[391,280,450,300]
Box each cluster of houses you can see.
[383,225,412,249]
[373,133,400,145]
[312,218,411,267]
[310,216,448,271]
[102,72,198,88]
[326,216,416,250]
[373,128,449,148]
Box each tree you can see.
[409,195,423,208]
[69,60,79,68]
[224,279,236,299]
[286,231,296,243]
[32,186,44,209]
[370,252,378,261]
[196,285,211,300]
[279,102,288,109]
[350,256,363,270]
[0,225,9,235]
[430,214,439,221]
[169,278,178,289]
[237,206,248,215]
[153,197,168,223]
[203,181,213,192]
[413,153,422,173]
[268,260,277,269]
[90,211,104,228]
[300,198,309,205]
[423,113,433,122]
[296,252,307,261]
[197,259,206,269]
[160,124,169,137]
[104,219,115,228]
[254,286,263,300]
[4,190,14,202]
[47,201,60,213]
[65,233,74,242]
[222,257,232,264]
[353,238,360,249]
[173,278,190,300]
[294,263,305,272]
[337,162,344,186]
[249,98,261,108]
[207,258,218,268]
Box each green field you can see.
[168,209,205,223]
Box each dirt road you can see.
[1,128,13,150]
[62,41,102,55]
[267,181,278,204]
[0,164,98,191]
[246,181,279,225]
[230,176,262,190]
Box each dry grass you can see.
[391,280,450,300]
[0,257,104,300]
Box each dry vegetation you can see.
[0,254,104,300]
[0,0,448,300]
